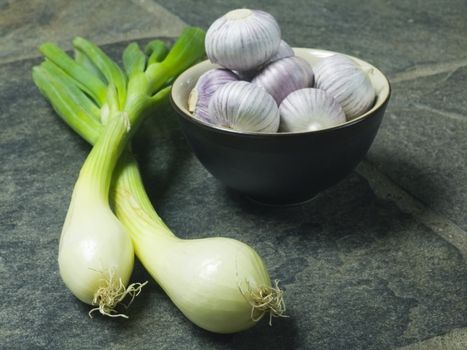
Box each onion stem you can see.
[33,28,287,332]
[33,28,205,317]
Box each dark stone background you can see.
[1,1,466,349]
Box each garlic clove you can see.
[252,56,314,105]
[205,9,281,71]
[314,54,376,120]
[208,81,280,133]
[279,88,346,132]
[189,68,239,123]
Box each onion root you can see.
[240,279,288,325]
[88,269,148,318]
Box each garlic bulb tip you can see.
[205,9,281,71]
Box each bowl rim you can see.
[170,47,392,138]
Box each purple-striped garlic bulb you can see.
[208,81,280,133]
[252,56,314,105]
[205,9,281,71]
[188,68,238,123]
[314,54,376,120]
[234,40,295,81]
[279,88,346,132]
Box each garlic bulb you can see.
[279,88,346,132]
[189,68,238,123]
[234,40,294,81]
[252,56,314,104]
[266,40,294,64]
[208,81,280,133]
[205,9,281,71]
[314,54,376,120]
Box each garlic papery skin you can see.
[189,68,238,123]
[252,56,314,104]
[314,54,376,120]
[205,9,281,71]
[279,88,346,132]
[208,81,280,133]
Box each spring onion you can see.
[33,29,286,332]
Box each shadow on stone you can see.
[133,104,192,205]
[191,313,299,350]
[367,152,444,211]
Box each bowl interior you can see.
[171,48,391,133]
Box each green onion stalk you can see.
[33,28,286,333]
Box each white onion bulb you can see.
[279,88,346,132]
[314,54,376,119]
[208,81,280,133]
[205,9,281,71]
[188,68,238,123]
[252,56,314,104]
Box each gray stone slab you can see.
[389,67,467,120]
[1,41,466,349]
[367,71,467,231]
[396,328,467,350]
[158,0,467,76]
[0,0,186,63]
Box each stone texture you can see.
[159,0,467,76]
[366,71,467,231]
[1,42,467,348]
[390,67,467,120]
[1,0,467,349]
[396,328,467,350]
[0,0,186,63]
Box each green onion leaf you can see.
[41,60,102,121]
[39,43,108,106]
[73,37,128,109]
[145,40,169,65]
[145,27,206,94]
[74,48,107,84]
[123,43,146,79]
[32,65,102,144]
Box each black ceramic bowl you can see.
[171,48,391,205]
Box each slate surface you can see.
[1,1,466,349]
[0,0,186,63]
